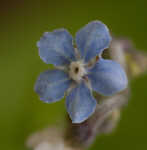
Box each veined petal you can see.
[66,82,97,123]
[35,70,72,103]
[88,59,128,96]
[75,21,112,62]
[37,29,76,66]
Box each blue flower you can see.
[35,21,128,123]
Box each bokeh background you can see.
[1,0,147,150]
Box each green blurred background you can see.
[0,0,147,149]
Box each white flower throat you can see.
[69,61,87,83]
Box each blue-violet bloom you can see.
[35,21,128,123]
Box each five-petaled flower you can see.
[34,21,128,123]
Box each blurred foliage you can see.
[0,0,147,149]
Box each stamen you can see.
[82,76,89,82]
[82,76,92,91]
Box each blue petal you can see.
[88,59,128,96]
[75,21,112,62]
[66,82,97,123]
[37,29,76,66]
[35,70,72,103]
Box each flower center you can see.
[69,61,87,83]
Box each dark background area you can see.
[0,0,147,149]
